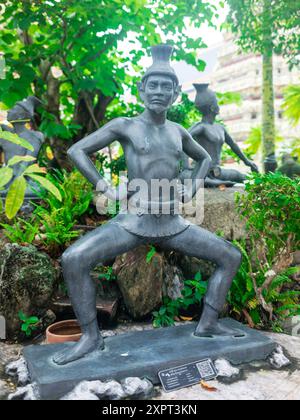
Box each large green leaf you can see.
[5,176,26,219]
[27,174,62,201]
[23,164,46,175]
[7,155,36,167]
[0,166,13,188]
[0,127,34,152]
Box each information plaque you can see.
[158,358,217,393]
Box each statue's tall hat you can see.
[12,96,42,120]
[193,83,217,108]
[142,44,179,85]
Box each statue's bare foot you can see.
[53,334,104,365]
[195,321,240,338]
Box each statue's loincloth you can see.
[110,212,191,238]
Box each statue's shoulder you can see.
[108,117,134,131]
[166,120,184,132]
[189,121,205,135]
[216,122,226,130]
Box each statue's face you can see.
[140,74,178,114]
[7,105,27,123]
[210,96,220,116]
[196,92,220,116]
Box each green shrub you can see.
[152,272,207,328]
[229,172,300,330]
[1,169,94,255]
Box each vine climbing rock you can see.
[0,243,58,339]
[113,245,184,319]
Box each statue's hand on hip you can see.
[97,176,128,202]
[177,181,193,203]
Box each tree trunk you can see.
[262,0,276,173]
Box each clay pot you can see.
[46,320,82,344]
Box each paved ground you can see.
[155,333,300,401]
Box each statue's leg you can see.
[160,225,242,337]
[218,168,247,183]
[53,222,145,365]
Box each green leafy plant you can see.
[146,245,157,264]
[152,272,207,328]
[1,169,94,255]
[18,311,40,337]
[0,127,62,219]
[227,240,300,329]
[97,266,116,282]
[32,170,93,252]
[0,217,39,244]
[243,126,283,159]
[229,172,300,329]
[282,84,300,127]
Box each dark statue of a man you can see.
[181,84,258,187]
[0,96,44,198]
[53,45,242,366]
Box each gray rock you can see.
[5,357,30,386]
[268,346,291,369]
[0,342,22,367]
[8,383,39,400]
[121,377,153,398]
[183,187,247,241]
[61,381,100,400]
[281,315,300,336]
[0,379,10,400]
[173,254,215,280]
[62,379,126,401]
[215,359,240,379]
[102,380,127,400]
[0,243,58,338]
[113,245,184,319]
[61,378,153,401]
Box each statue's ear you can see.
[137,81,145,101]
[172,84,182,104]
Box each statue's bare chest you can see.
[123,122,182,179]
[203,124,225,145]
[126,125,182,160]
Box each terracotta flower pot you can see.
[46,320,82,344]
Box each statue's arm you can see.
[67,118,125,189]
[179,123,204,172]
[181,126,211,197]
[0,124,13,132]
[224,129,259,172]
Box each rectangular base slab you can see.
[24,319,276,400]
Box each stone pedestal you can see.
[24,319,276,400]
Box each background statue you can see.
[53,45,242,366]
[181,84,258,188]
[278,154,300,179]
[0,96,44,198]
